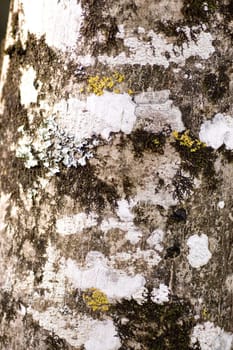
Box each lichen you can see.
[83,288,110,312]
[173,130,206,153]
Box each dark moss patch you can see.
[122,175,134,199]
[56,164,118,213]
[203,68,229,103]
[219,146,233,163]
[0,291,19,322]
[172,132,217,180]
[182,0,217,24]
[112,293,199,350]
[130,129,166,157]
[80,0,124,55]
[172,170,194,202]
[45,332,70,350]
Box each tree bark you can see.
[0,0,232,349]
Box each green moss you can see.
[130,129,166,157]
[112,293,200,350]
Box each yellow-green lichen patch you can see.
[83,72,133,96]
[172,130,206,153]
[172,130,216,179]
[83,288,110,312]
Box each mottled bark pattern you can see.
[0,1,232,349]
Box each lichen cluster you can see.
[83,72,133,96]
[83,288,110,312]
[173,130,206,152]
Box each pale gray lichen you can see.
[16,116,97,174]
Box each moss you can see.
[0,291,19,322]
[130,129,166,157]
[112,293,200,350]
[203,68,229,103]
[45,332,70,350]
[80,0,123,55]
[172,170,194,202]
[56,164,118,213]
[172,130,217,180]
[182,0,217,24]
[122,175,134,199]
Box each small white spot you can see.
[151,283,170,304]
[56,213,98,236]
[217,201,225,209]
[146,229,164,252]
[187,234,212,268]
[20,66,38,107]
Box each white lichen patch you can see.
[101,201,142,245]
[19,0,83,51]
[151,283,170,304]
[65,251,146,301]
[54,93,136,142]
[191,322,233,350]
[56,213,98,236]
[95,26,215,68]
[39,243,66,302]
[20,66,38,107]
[146,229,164,252]
[84,319,121,350]
[187,234,212,268]
[134,90,184,133]
[29,307,121,349]
[199,113,233,150]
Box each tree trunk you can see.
[0,0,232,349]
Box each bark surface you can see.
[0,1,232,349]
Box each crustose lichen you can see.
[83,288,110,312]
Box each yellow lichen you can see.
[84,72,130,96]
[127,89,134,95]
[201,306,209,319]
[83,288,110,312]
[173,130,206,152]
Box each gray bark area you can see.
[0,0,232,349]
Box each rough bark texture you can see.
[0,0,232,349]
